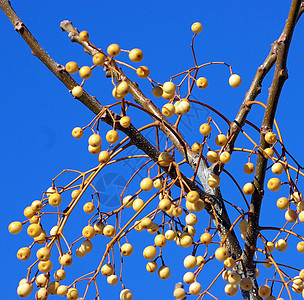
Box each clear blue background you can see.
[1,1,304,299]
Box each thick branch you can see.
[241,1,302,299]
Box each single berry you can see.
[107,44,120,57]
[191,22,203,34]
[129,48,143,62]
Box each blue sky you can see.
[1,1,304,299]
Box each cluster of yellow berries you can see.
[65,30,150,102]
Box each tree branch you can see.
[241,1,302,299]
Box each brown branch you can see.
[241,1,302,299]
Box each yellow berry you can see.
[239,278,253,291]
[140,178,153,191]
[8,221,23,234]
[141,217,152,229]
[31,200,43,212]
[189,281,202,295]
[83,202,95,214]
[120,289,133,300]
[35,274,49,287]
[71,86,83,97]
[275,239,287,252]
[88,133,102,147]
[162,81,176,94]
[228,272,241,284]
[196,77,208,89]
[185,213,197,226]
[82,225,95,239]
[79,30,89,41]
[88,145,101,154]
[65,61,79,74]
[36,247,51,261]
[107,274,118,286]
[106,130,119,144]
[98,151,110,164]
[179,233,193,248]
[67,288,79,300]
[72,127,83,139]
[59,253,73,267]
[220,152,231,164]
[191,142,202,153]
[215,247,228,261]
[112,87,124,99]
[258,285,271,298]
[27,223,42,237]
[191,22,203,34]
[17,247,31,261]
[183,272,195,284]
[264,147,274,159]
[229,74,242,88]
[186,191,199,203]
[162,103,175,117]
[159,198,172,211]
[107,43,120,57]
[224,257,235,269]
[200,232,212,245]
[184,255,197,269]
[136,66,150,78]
[207,151,219,163]
[174,288,186,299]
[297,241,304,253]
[285,209,297,222]
[162,91,175,100]
[158,152,173,167]
[158,266,170,279]
[81,240,93,253]
[271,163,284,175]
[116,81,129,95]
[267,178,281,192]
[207,174,220,188]
[265,132,277,144]
[129,48,143,62]
[24,206,35,218]
[243,183,255,195]
[215,134,227,146]
[224,283,238,296]
[153,178,163,189]
[54,269,66,281]
[120,116,131,128]
[175,99,190,115]
[71,189,81,199]
[199,123,211,136]
[154,234,167,247]
[93,52,106,66]
[79,66,92,79]
[243,162,255,174]
[121,243,133,256]
[132,198,144,211]
[143,246,157,260]
[48,193,62,206]
[103,225,115,237]
[38,260,53,272]
[17,282,33,297]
